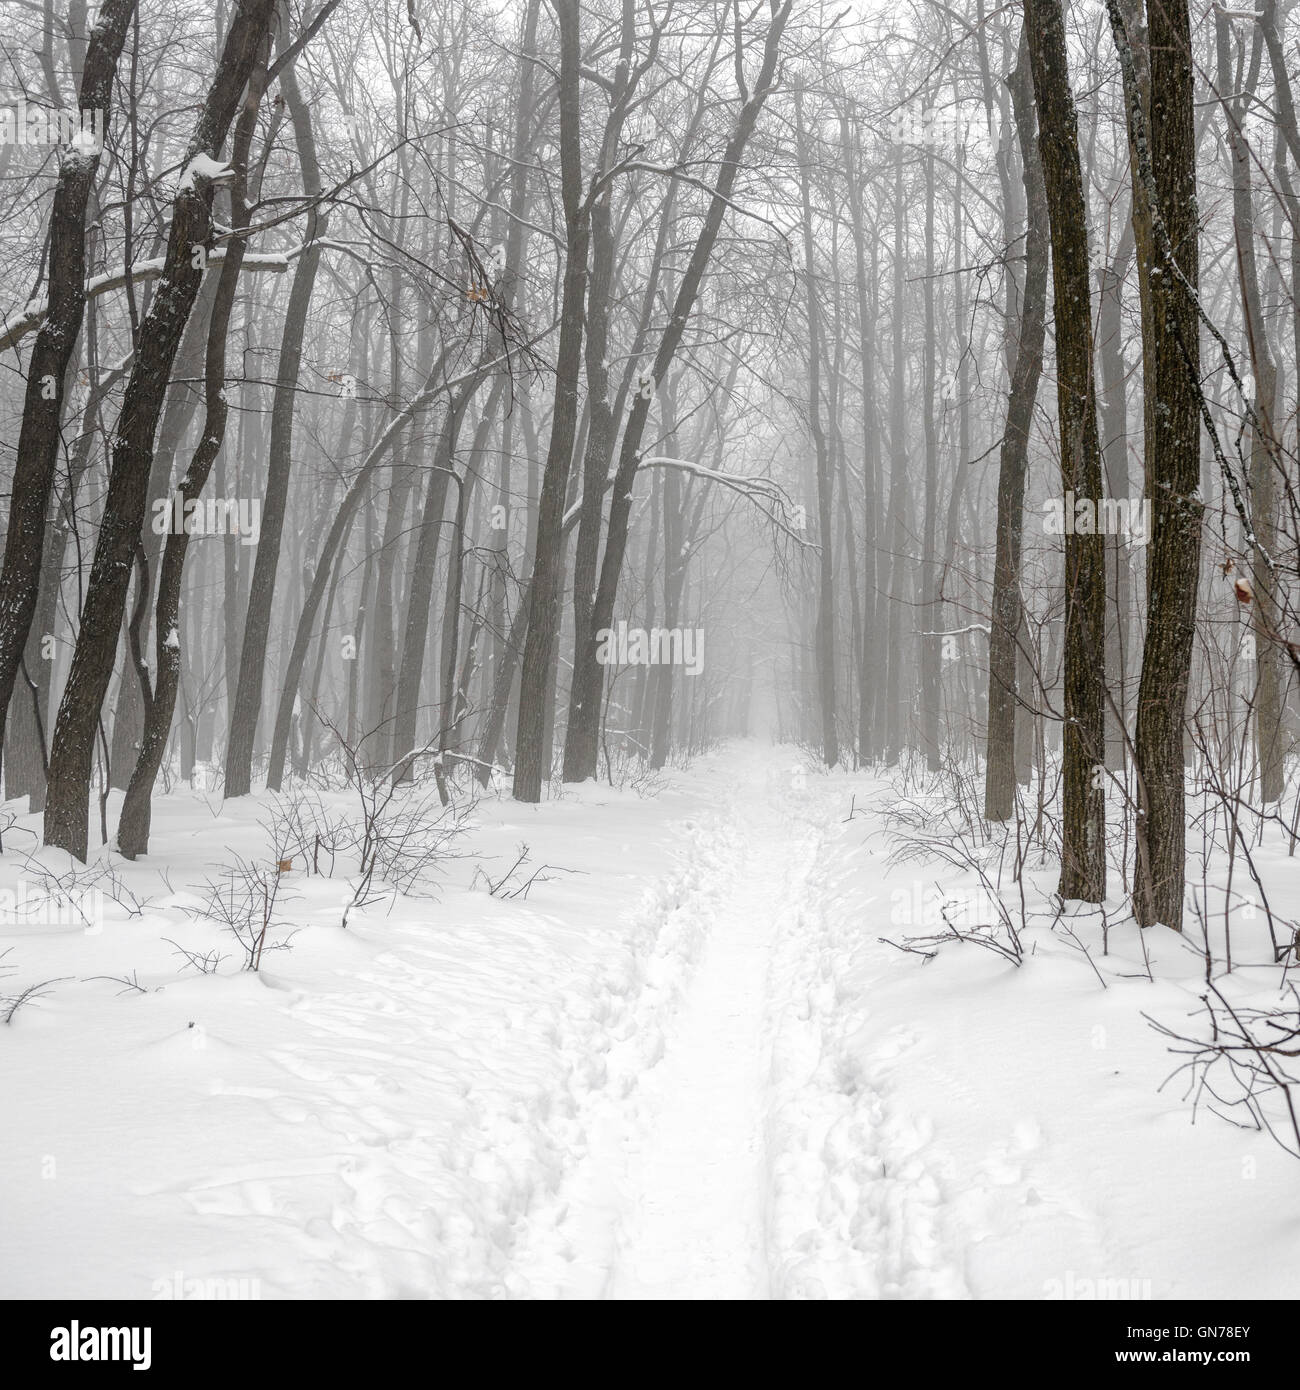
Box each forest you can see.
[1,0,1298,1311]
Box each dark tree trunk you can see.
[986,33,1049,822]
[108,270,219,789]
[0,0,135,789]
[1025,0,1107,902]
[1108,0,1203,929]
[44,0,280,860]
[117,42,272,858]
[513,0,588,803]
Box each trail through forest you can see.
[512,747,819,1298]
[4,744,1300,1299]
[6,0,1300,1317]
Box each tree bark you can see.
[117,39,274,857]
[986,33,1049,822]
[44,0,281,859]
[1107,0,1203,929]
[513,0,589,802]
[1025,0,1107,901]
[0,0,135,789]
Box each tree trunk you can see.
[44,0,280,859]
[1108,0,1203,929]
[1025,0,1107,901]
[0,0,135,788]
[986,32,1049,822]
[513,0,588,803]
[117,41,272,858]
[225,54,326,797]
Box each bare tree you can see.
[43,0,282,859]
[0,0,135,793]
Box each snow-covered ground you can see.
[2,742,1297,1299]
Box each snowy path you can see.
[509,748,830,1298]
[600,784,795,1299]
[8,741,1300,1299]
[505,747,1041,1300]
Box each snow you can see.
[177,154,233,192]
[1,251,292,353]
[1,742,1297,1299]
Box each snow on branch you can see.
[640,455,816,548]
[0,246,301,354]
[557,453,815,549]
